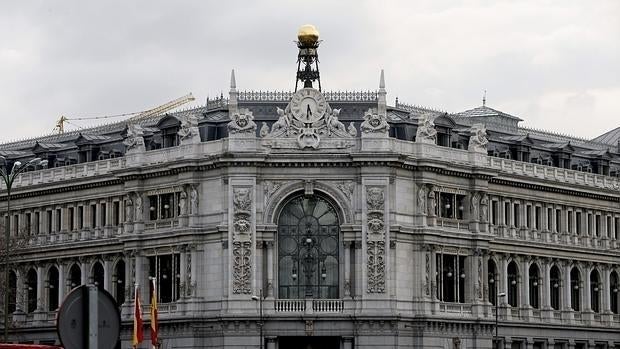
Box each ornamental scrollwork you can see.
[360,108,389,135]
[232,187,253,294]
[366,186,386,293]
[228,108,257,135]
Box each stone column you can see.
[500,256,508,305]
[584,265,592,312]
[95,202,103,230]
[266,241,275,298]
[39,209,47,235]
[51,208,58,234]
[522,259,530,308]
[57,262,66,307]
[190,246,198,298]
[16,270,25,313]
[36,265,44,311]
[563,263,572,311]
[179,248,188,298]
[342,337,354,349]
[602,266,611,313]
[543,261,551,309]
[81,259,90,285]
[103,258,112,291]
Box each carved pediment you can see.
[260,88,356,149]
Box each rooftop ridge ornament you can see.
[295,25,322,92]
[237,90,378,102]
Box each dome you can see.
[297,24,319,46]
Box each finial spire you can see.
[482,90,487,106]
[230,69,236,90]
[379,69,385,90]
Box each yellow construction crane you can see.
[54,93,196,133]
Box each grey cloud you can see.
[0,0,618,140]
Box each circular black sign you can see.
[57,285,120,349]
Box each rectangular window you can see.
[436,254,466,303]
[25,213,31,235]
[101,203,106,227]
[78,206,84,230]
[148,254,181,303]
[547,208,553,232]
[56,209,62,232]
[587,213,592,236]
[13,215,19,236]
[576,212,582,235]
[47,210,52,233]
[504,202,510,226]
[90,204,96,228]
[595,215,600,237]
[69,207,75,231]
[535,206,541,230]
[615,217,619,240]
[514,204,520,227]
[34,212,40,235]
[606,216,612,237]
[148,193,182,221]
[555,209,561,233]
[526,205,531,228]
[113,201,120,226]
[568,211,573,233]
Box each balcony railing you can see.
[439,302,472,315]
[274,299,344,313]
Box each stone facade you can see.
[1,68,620,349]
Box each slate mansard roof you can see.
[1,89,619,176]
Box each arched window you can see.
[92,262,105,290]
[278,195,339,299]
[529,264,540,309]
[488,259,497,305]
[590,270,600,313]
[8,270,17,314]
[550,266,561,310]
[570,267,581,311]
[114,260,126,305]
[507,261,519,307]
[611,271,619,314]
[69,264,82,290]
[26,268,38,313]
[48,266,59,311]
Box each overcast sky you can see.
[1,0,619,142]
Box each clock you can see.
[290,88,327,123]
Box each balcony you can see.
[274,299,344,313]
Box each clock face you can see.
[290,88,327,123]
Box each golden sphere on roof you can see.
[297,24,319,46]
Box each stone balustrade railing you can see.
[488,156,620,191]
[274,299,306,312]
[3,138,619,195]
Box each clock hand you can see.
[306,104,312,121]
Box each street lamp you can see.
[495,292,506,349]
[1,156,47,341]
[251,289,264,349]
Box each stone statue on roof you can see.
[123,124,146,153]
[360,108,389,135]
[468,123,488,154]
[228,108,257,136]
[178,114,201,144]
[415,113,437,144]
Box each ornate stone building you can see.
[1,27,620,349]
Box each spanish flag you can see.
[150,278,158,349]
[132,284,144,348]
